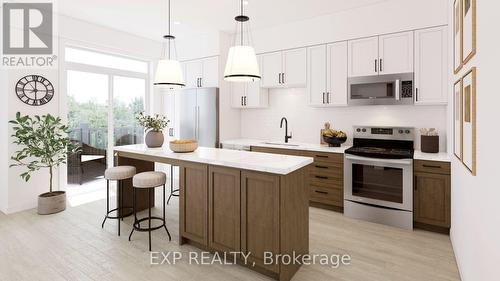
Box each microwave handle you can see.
[395,79,400,101]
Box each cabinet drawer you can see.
[250,146,298,156]
[414,160,450,175]
[309,186,343,207]
[304,151,343,164]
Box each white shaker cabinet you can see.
[182,56,219,89]
[378,31,414,75]
[414,26,448,105]
[308,41,347,107]
[231,56,269,109]
[348,31,413,77]
[348,36,379,77]
[261,48,306,88]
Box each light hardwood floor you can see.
[0,192,460,281]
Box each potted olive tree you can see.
[136,112,169,148]
[9,112,79,215]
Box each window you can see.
[65,47,148,74]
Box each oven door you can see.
[344,154,413,211]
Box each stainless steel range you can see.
[344,126,414,229]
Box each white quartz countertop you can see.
[221,139,348,153]
[222,139,451,162]
[413,150,451,162]
[114,144,314,175]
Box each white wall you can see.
[449,1,500,280]
[237,0,449,152]
[241,89,447,150]
[0,70,8,213]
[2,14,162,214]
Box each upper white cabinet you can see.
[379,32,414,75]
[348,36,379,77]
[348,31,413,77]
[414,26,448,105]
[308,41,348,107]
[231,56,269,109]
[182,56,219,88]
[261,48,306,88]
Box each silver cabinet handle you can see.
[322,92,325,104]
[282,73,285,84]
[278,73,281,84]
[241,96,244,106]
[379,59,383,72]
[327,92,330,104]
[375,59,378,73]
[416,88,419,102]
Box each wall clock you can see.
[16,75,54,106]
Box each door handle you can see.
[375,59,378,73]
[422,164,442,169]
[199,78,202,87]
[315,155,328,158]
[395,79,400,101]
[379,59,383,72]
[322,92,325,104]
[244,96,247,106]
[315,175,329,180]
[315,165,329,169]
[282,73,285,84]
[415,88,419,102]
[327,92,330,104]
[278,73,281,84]
[241,96,244,106]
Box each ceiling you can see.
[57,0,388,41]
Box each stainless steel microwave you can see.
[348,73,414,106]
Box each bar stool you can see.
[167,165,179,204]
[128,171,171,251]
[101,166,136,236]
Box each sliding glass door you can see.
[64,46,149,203]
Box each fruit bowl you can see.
[169,140,198,153]
[322,136,347,147]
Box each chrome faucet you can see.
[280,117,292,143]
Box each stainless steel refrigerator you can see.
[177,88,219,148]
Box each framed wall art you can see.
[462,0,476,64]
[453,79,462,160]
[453,0,462,73]
[461,67,476,175]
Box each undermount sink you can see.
[262,141,300,147]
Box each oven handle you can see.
[345,154,413,165]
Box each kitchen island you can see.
[114,144,313,281]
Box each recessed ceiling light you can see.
[174,21,181,25]
[243,0,249,5]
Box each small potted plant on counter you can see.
[136,112,170,148]
[9,112,79,215]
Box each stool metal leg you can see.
[128,187,136,241]
[148,188,152,251]
[163,184,171,241]
[118,180,121,236]
[101,180,109,228]
[167,165,179,205]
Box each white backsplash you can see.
[240,88,448,152]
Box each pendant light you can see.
[224,0,261,82]
[154,0,185,89]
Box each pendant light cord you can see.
[168,0,171,59]
[240,0,243,46]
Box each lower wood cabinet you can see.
[179,162,209,246]
[241,171,280,273]
[413,160,451,232]
[208,166,241,253]
[251,146,344,211]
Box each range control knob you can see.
[362,128,367,132]
[398,130,404,134]
[356,128,361,132]
[405,130,411,134]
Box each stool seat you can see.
[133,172,166,188]
[105,166,136,180]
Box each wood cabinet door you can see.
[327,41,348,106]
[414,26,448,105]
[307,44,327,106]
[283,48,307,88]
[241,171,280,273]
[378,31,414,75]
[208,166,241,253]
[201,56,219,88]
[261,51,283,88]
[184,60,202,88]
[180,162,209,246]
[348,36,379,77]
[414,172,451,227]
